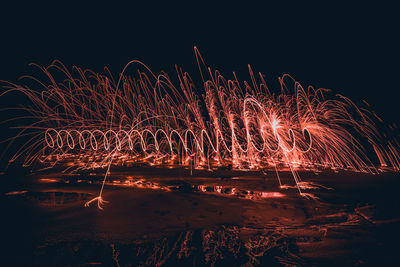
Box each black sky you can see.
[1,2,399,126]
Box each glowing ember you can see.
[1,48,399,208]
[5,190,28,196]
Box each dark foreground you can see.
[2,166,400,266]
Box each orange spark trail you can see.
[1,48,399,208]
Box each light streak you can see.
[1,48,399,208]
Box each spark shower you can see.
[1,48,399,208]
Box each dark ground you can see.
[2,166,400,266]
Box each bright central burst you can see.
[2,48,399,207]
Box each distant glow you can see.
[261,192,285,198]
[39,178,59,183]
[5,190,28,195]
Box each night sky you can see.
[1,2,399,126]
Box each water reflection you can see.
[103,178,286,201]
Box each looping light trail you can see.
[2,48,399,208]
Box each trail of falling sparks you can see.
[1,48,400,208]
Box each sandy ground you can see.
[2,166,400,266]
